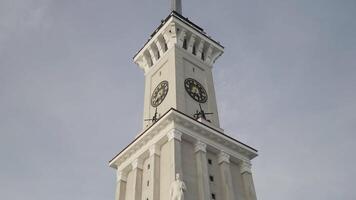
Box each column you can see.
[177,29,187,48]
[187,34,197,53]
[218,151,235,200]
[115,170,127,200]
[132,158,144,200]
[167,129,183,181]
[196,39,205,59]
[241,161,257,200]
[155,38,165,55]
[194,141,211,200]
[148,46,158,63]
[149,144,161,200]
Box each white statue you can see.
[170,173,187,200]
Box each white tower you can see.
[109,2,258,200]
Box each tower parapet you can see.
[134,12,224,73]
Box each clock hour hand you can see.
[193,103,213,122]
[144,107,159,124]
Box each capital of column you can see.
[132,158,144,170]
[116,170,128,182]
[218,151,230,164]
[194,141,207,153]
[240,160,252,174]
[149,144,161,156]
[167,129,182,142]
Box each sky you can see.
[0,0,355,200]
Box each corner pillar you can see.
[241,161,257,200]
[194,141,211,200]
[115,170,127,200]
[167,129,183,182]
[218,151,235,200]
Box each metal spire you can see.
[171,0,182,15]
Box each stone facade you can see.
[110,109,258,200]
[109,12,258,200]
[134,12,223,129]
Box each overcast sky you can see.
[1,0,355,200]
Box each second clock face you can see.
[184,78,208,103]
[151,80,169,107]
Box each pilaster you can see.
[167,129,183,181]
[132,158,144,200]
[115,170,127,200]
[241,161,257,200]
[149,144,161,200]
[194,141,211,200]
[218,151,235,200]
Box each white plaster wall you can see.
[142,46,221,129]
[231,162,246,200]
[159,141,171,200]
[176,47,220,127]
[183,58,207,117]
[181,140,199,200]
[143,48,176,128]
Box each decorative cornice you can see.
[109,109,258,170]
[167,129,183,141]
[149,144,161,156]
[116,170,128,182]
[240,160,252,174]
[218,151,230,164]
[132,158,144,170]
[134,13,224,73]
[194,140,207,153]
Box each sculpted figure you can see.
[170,173,187,200]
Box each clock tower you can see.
[109,1,259,200]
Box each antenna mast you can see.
[171,0,182,15]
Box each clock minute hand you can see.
[144,107,159,123]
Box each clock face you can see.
[151,81,169,107]
[184,78,208,103]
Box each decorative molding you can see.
[196,39,205,58]
[194,140,207,153]
[132,158,144,170]
[240,160,252,174]
[148,46,158,62]
[109,109,257,171]
[116,170,128,182]
[218,151,230,164]
[167,129,183,141]
[187,34,197,53]
[133,13,224,73]
[177,29,187,47]
[154,37,165,55]
[149,144,161,156]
